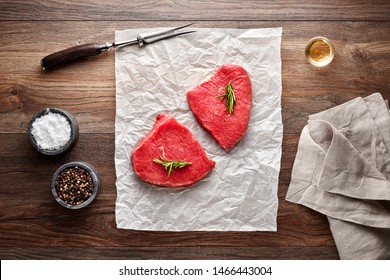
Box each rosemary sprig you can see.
[217,82,236,114]
[153,155,191,176]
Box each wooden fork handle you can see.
[41,43,110,70]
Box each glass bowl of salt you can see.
[28,108,79,155]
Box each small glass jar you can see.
[51,161,100,209]
[28,108,79,155]
[305,36,334,67]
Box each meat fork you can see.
[41,23,195,70]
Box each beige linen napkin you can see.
[286,93,390,259]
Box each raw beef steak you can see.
[187,64,252,150]
[131,114,216,188]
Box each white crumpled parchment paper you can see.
[115,27,282,231]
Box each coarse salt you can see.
[31,112,71,150]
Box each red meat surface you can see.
[131,114,216,188]
[187,64,252,150]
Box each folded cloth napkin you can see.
[286,92,390,260]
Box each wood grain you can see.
[0,0,389,21]
[1,0,389,260]
[0,247,339,260]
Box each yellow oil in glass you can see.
[305,37,334,67]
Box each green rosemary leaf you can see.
[217,82,236,114]
[153,155,191,176]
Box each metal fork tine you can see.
[141,23,194,41]
[143,30,196,44]
[113,23,195,48]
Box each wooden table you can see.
[1,0,389,260]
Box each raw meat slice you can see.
[187,64,252,150]
[131,114,216,188]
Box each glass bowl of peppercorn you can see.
[51,162,100,209]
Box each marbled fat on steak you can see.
[131,114,216,188]
[187,64,252,150]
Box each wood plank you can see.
[0,125,300,198]
[1,21,389,134]
[0,246,339,260]
[0,133,335,247]
[0,203,334,247]
[0,0,389,21]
